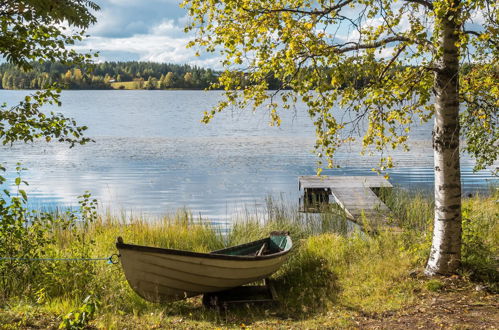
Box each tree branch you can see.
[378,45,407,81]
[464,30,498,47]
[333,36,411,53]
[463,30,481,37]
[243,0,355,16]
[403,0,434,10]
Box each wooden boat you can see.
[116,232,292,302]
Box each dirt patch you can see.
[357,280,498,329]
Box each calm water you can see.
[0,90,497,221]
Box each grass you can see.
[0,189,497,329]
[110,81,144,90]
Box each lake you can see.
[0,90,497,222]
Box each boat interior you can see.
[210,235,289,257]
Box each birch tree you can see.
[182,0,498,275]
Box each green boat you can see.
[116,232,292,302]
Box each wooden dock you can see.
[299,176,394,229]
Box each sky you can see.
[74,0,222,68]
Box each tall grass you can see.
[460,193,499,290]
[0,188,497,328]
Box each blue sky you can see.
[75,0,222,68]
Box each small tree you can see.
[162,71,176,88]
[146,76,158,89]
[63,69,73,82]
[183,72,194,88]
[183,0,498,275]
[73,68,83,82]
[103,73,112,84]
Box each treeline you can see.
[2,61,462,91]
[0,61,219,90]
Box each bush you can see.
[0,165,99,302]
[59,294,99,329]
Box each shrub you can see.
[0,165,99,302]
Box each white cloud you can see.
[150,19,183,36]
[71,1,224,67]
[76,31,222,68]
[86,0,185,38]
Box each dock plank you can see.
[299,175,395,230]
[299,176,392,190]
[330,187,390,220]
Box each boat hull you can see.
[117,235,292,302]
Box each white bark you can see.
[425,5,462,275]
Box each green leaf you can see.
[19,189,27,201]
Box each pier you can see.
[299,176,394,229]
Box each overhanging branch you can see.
[464,30,481,37]
[378,45,407,81]
[464,30,498,47]
[333,36,411,53]
[243,0,355,16]
[403,0,434,10]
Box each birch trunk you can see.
[425,5,462,275]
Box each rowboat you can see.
[116,232,292,302]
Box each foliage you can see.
[460,63,499,172]
[0,0,99,147]
[0,0,99,71]
[182,0,498,171]
[59,295,99,330]
[0,2,100,301]
[0,88,91,147]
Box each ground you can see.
[1,278,497,329]
[357,280,498,329]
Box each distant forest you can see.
[0,61,220,90]
[0,60,369,91]
[1,61,445,91]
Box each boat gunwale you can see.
[116,236,292,261]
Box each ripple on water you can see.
[1,136,496,220]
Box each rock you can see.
[475,284,487,292]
